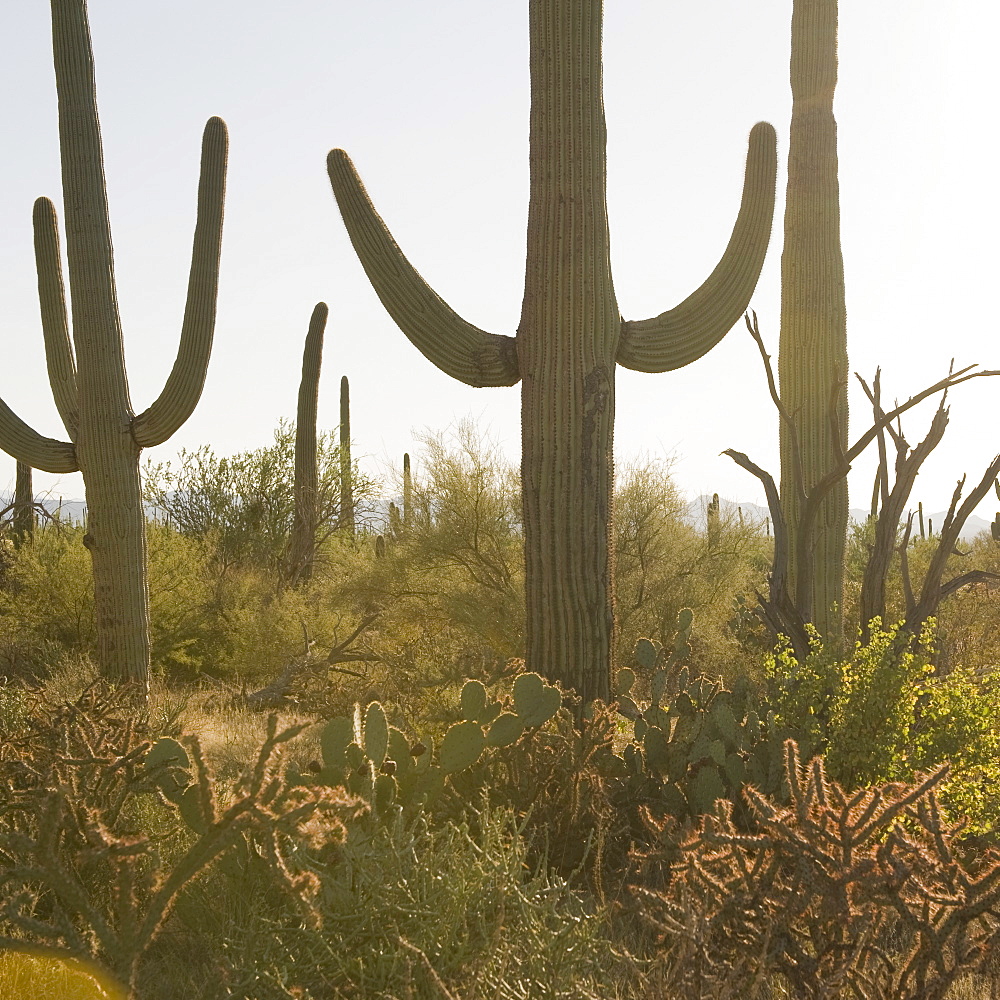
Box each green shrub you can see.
[767,620,1000,833]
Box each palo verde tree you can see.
[328,0,777,703]
[0,0,227,695]
[778,0,848,639]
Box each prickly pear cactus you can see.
[312,674,563,818]
[612,609,786,825]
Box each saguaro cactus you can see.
[12,461,35,544]
[328,0,776,702]
[402,451,412,535]
[287,303,328,584]
[0,0,227,692]
[339,375,354,536]
[778,0,848,638]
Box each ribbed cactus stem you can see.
[288,303,327,583]
[0,0,227,695]
[778,0,848,638]
[402,451,412,534]
[13,461,34,543]
[339,375,354,536]
[328,0,776,703]
[707,492,721,547]
[918,501,925,540]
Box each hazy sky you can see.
[1,1,997,521]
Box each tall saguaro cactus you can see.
[328,0,776,702]
[0,0,227,692]
[778,0,848,638]
[287,303,328,584]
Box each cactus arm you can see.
[133,117,228,448]
[617,122,777,373]
[0,398,78,473]
[32,197,79,441]
[326,150,520,388]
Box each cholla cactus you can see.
[328,0,777,702]
[0,0,227,693]
[637,742,1000,1000]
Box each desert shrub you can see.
[767,620,1000,833]
[183,805,635,1000]
[0,684,363,999]
[401,421,524,659]
[614,459,772,680]
[142,419,380,573]
[0,524,95,662]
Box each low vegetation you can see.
[2,424,1000,999]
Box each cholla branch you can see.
[635,740,1000,1000]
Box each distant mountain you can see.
[686,495,993,544]
[0,495,171,528]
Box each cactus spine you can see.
[328,1,776,703]
[778,0,848,639]
[339,375,354,536]
[287,303,327,583]
[0,0,227,693]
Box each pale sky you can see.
[1,2,997,522]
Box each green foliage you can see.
[188,806,634,1000]
[142,419,380,571]
[767,619,1000,832]
[614,458,772,680]
[614,611,787,830]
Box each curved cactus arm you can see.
[133,117,228,448]
[0,398,78,473]
[327,149,520,388]
[33,197,79,441]
[617,122,777,373]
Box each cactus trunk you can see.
[339,375,354,536]
[518,0,618,702]
[778,0,848,638]
[328,0,776,704]
[0,0,226,696]
[288,303,327,583]
[12,461,34,543]
[402,451,412,534]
